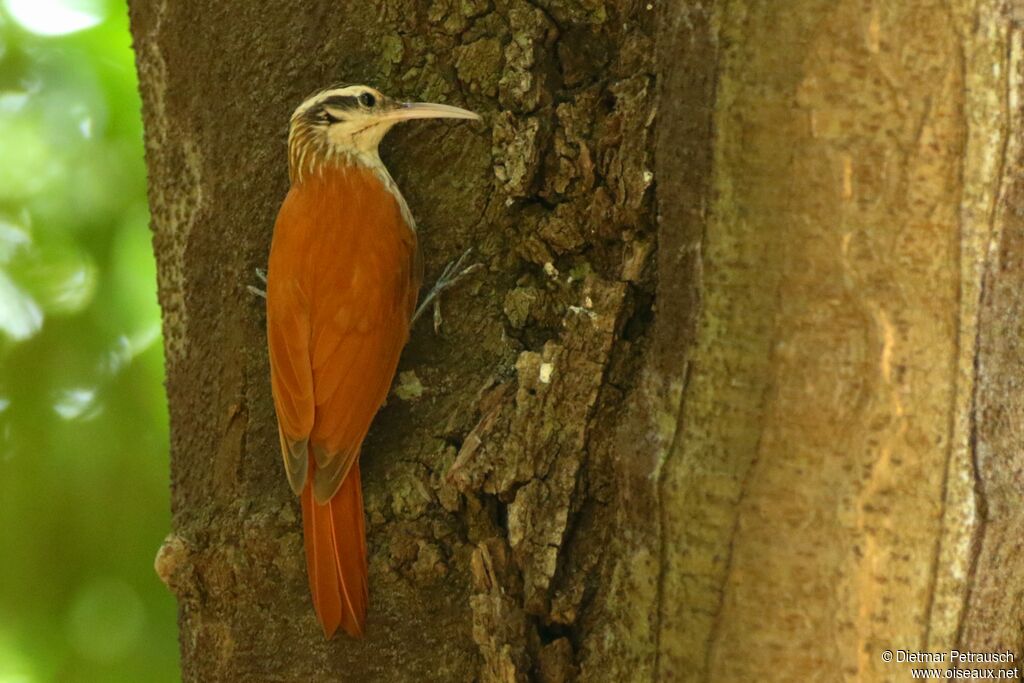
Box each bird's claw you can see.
[248,267,268,299]
[413,248,483,332]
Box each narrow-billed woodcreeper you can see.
[265,85,478,638]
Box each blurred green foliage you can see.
[0,1,177,681]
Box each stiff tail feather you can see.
[301,459,368,638]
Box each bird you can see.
[263,84,479,638]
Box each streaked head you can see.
[288,84,479,182]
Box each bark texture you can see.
[131,0,1024,681]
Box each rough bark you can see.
[131,0,1024,681]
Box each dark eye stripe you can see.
[320,95,359,109]
[305,91,376,125]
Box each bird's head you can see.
[288,84,479,183]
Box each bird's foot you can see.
[413,248,483,332]
[247,267,267,299]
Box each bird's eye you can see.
[359,92,377,108]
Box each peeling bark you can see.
[131,0,1024,681]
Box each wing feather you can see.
[268,191,317,491]
[267,164,419,499]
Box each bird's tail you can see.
[301,459,368,639]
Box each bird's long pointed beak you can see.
[380,101,481,123]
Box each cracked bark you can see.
[132,0,1024,681]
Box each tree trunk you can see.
[130,0,1024,681]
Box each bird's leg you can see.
[248,268,268,299]
[413,248,483,332]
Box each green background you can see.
[0,0,178,681]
